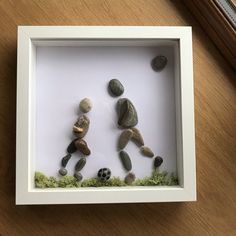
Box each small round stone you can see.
[79,98,92,113]
[59,167,67,176]
[154,156,163,168]
[97,168,111,182]
[125,172,136,185]
[74,172,83,181]
[108,79,124,97]
[151,55,168,71]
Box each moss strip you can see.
[34,171,178,188]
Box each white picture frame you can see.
[16,26,196,205]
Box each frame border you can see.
[16,26,196,205]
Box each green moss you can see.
[34,171,178,188]
[58,176,80,188]
[81,177,126,187]
[135,171,178,186]
[35,172,59,188]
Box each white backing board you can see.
[35,45,177,180]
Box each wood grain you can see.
[0,0,235,235]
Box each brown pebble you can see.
[73,115,90,138]
[130,127,144,146]
[75,139,91,156]
[140,146,154,157]
[118,129,133,150]
[125,172,136,185]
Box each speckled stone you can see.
[124,172,136,185]
[151,55,168,72]
[119,150,132,171]
[118,129,133,150]
[75,157,86,171]
[97,168,111,181]
[154,156,163,168]
[59,167,67,176]
[108,79,124,97]
[130,127,144,146]
[140,146,154,158]
[75,139,91,156]
[117,98,138,128]
[73,115,90,138]
[79,98,92,113]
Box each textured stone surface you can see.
[131,127,144,146]
[140,146,154,157]
[61,154,72,167]
[108,79,124,96]
[74,172,83,181]
[124,172,136,185]
[73,115,90,138]
[75,139,91,156]
[118,129,133,149]
[151,55,168,71]
[117,98,138,128]
[75,157,86,171]
[79,98,92,113]
[97,168,111,181]
[59,167,67,176]
[119,150,132,171]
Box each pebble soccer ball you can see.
[97,168,111,181]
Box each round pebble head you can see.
[97,168,111,181]
[108,79,124,97]
[151,55,168,72]
[79,98,92,113]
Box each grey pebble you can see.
[59,167,67,176]
[151,55,168,72]
[61,154,72,167]
[117,98,138,128]
[118,129,133,150]
[119,150,132,171]
[108,79,124,97]
[75,157,86,172]
[74,172,83,181]
[140,146,154,158]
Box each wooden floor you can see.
[0,0,235,235]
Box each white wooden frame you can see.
[16,26,196,205]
